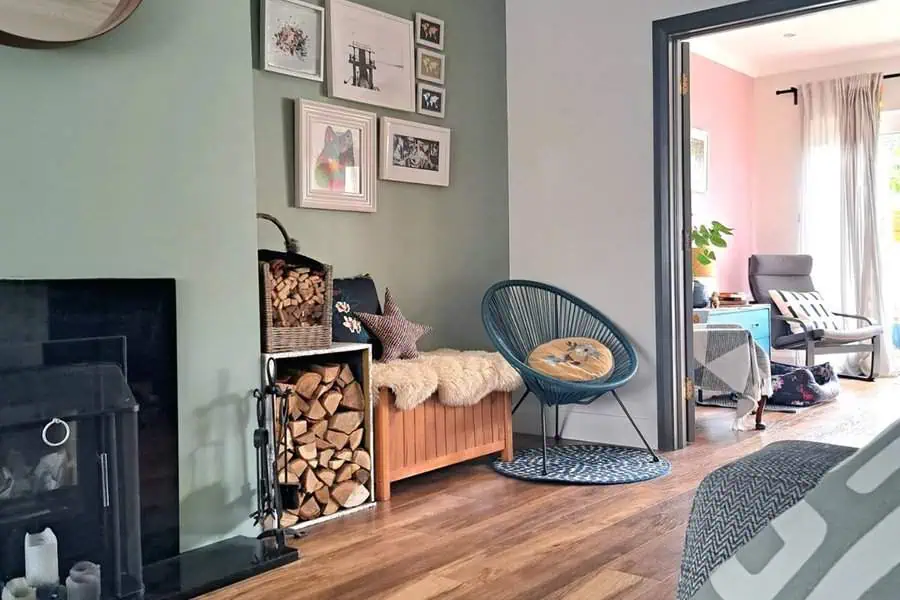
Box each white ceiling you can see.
[690,0,900,77]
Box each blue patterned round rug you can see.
[492,445,671,484]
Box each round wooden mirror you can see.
[0,0,143,48]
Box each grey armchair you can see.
[748,254,882,381]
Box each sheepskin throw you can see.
[372,349,523,411]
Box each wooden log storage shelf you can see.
[374,390,513,501]
[262,343,376,531]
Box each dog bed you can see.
[768,361,840,407]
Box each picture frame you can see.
[327,0,415,112]
[690,128,709,193]
[261,0,325,81]
[380,117,451,187]
[417,83,445,119]
[414,13,444,51]
[416,48,445,85]
[296,99,377,212]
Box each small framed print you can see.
[261,0,325,81]
[380,117,451,187]
[415,13,444,51]
[296,99,378,212]
[416,48,445,85]
[417,83,445,119]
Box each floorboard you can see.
[201,378,900,600]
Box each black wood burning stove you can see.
[0,357,144,598]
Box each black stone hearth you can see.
[0,280,297,599]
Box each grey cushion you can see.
[748,255,815,339]
[773,325,883,349]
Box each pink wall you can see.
[690,53,755,293]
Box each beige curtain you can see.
[799,73,894,376]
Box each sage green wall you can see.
[0,2,260,551]
[252,0,509,350]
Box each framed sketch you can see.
[417,83,445,118]
[380,117,451,187]
[261,0,325,81]
[690,128,709,193]
[327,0,415,112]
[416,48,445,85]
[415,13,444,50]
[296,99,377,212]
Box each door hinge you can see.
[680,74,689,96]
[683,376,695,399]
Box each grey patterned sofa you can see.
[677,440,856,600]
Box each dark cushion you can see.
[332,275,382,358]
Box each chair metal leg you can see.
[539,401,548,475]
[805,340,816,367]
[611,390,660,462]
[554,404,561,442]
[869,336,879,382]
[512,389,529,415]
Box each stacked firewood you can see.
[268,259,326,327]
[275,363,371,525]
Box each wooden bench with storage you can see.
[373,389,513,501]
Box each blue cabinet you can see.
[694,305,771,355]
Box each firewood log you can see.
[275,451,290,472]
[337,364,355,387]
[318,448,335,465]
[279,511,300,528]
[278,470,300,485]
[322,391,343,416]
[331,481,370,508]
[348,464,361,474]
[311,420,328,438]
[311,364,341,384]
[352,449,371,471]
[315,438,334,451]
[308,459,319,469]
[348,428,364,451]
[323,500,339,516]
[288,420,308,439]
[294,372,323,399]
[287,458,308,478]
[314,383,334,401]
[335,449,353,462]
[329,411,364,434]
[354,469,370,485]
[297,443,317,461]
[317,468,336,487]
[302,469,323,494]
[295,431,317,445]
[329,459,347,471]
[314,486,331,506]
[299,496,321,520]
[305,399,327,421]
[325,430,349,450]
[340,382,365,411]
[335,464,354,483]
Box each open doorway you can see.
[651,0,886,450]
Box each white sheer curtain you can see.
[798,73,895,377]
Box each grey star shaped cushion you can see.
[355,288,431,361]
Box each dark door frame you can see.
[652,0,872,451]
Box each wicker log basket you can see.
[258,213,333,352]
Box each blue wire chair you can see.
[482,280,659,474]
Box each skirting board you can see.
[513,402,659,449]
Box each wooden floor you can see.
[204,378,900,600]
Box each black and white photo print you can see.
[380,117,451,187]
[392,134,440,171]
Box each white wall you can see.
[506,0,742,448]
[752,56,900,256]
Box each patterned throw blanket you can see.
[693,324,772,431]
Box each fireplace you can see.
[0,279,297,600]
[0,279,179,597]
[0,358,143,598]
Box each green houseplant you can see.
[691,220,734,268]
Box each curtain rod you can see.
[775,72,900,105]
